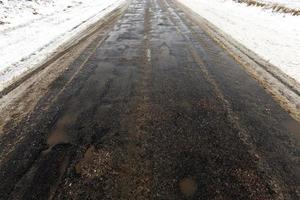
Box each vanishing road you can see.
[0,0,299,199]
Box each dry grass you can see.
[234,0,300,15]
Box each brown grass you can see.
[233,0,300,16]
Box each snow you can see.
[177,0,300,84]
[0,0,126,92]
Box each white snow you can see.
[177,0,300,84]
[0,0,126,92]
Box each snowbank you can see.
[0,0,126,92]
[176,0,300,84]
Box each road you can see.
[0,0,299,199]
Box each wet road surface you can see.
[0,0,299,199]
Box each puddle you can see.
[47,115,75,147]
[179,177,198,197]
[47,130,70,147]
[283,120,300,141]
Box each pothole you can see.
[179,177,198,197]
[47,115,75,147]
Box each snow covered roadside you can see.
[176,0,300,85]
[0,0,127,92]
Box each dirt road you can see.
[0,0,299,199]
